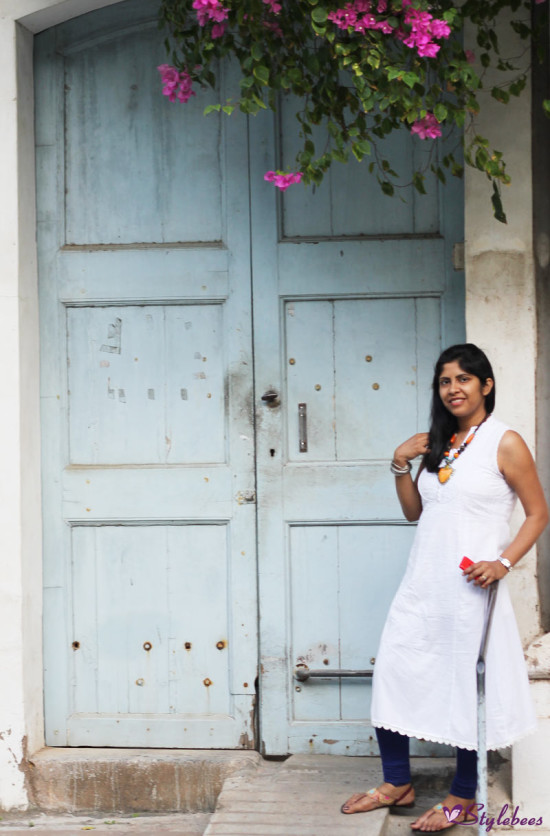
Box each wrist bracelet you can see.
[390,460,412,476]
[497,556,512,572]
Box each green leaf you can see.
[251,43,263,61]
[543,99,550,118]
[386,67,402,81]
[491,87,510,104]
[351,139,371,161]
[431,164,446,184]
[381,181,394,197]
[509,77,526,97]
[403,72,419,89]
[203,104,221,115]
[253,65,270,85]
[413,172,427,195]
[434,103,447,122]
[491,180,507,224]
[311,6,328,22]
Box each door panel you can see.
[37,0,256,748]
[289,524,413,724]
[251,103,464,754]
[285,298,439,461]
[67,304,226,464]
[63,20,222,246]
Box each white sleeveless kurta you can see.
[370,416,536,750]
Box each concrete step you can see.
[27,749,261,815]
[203,752,512,836]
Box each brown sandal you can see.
[411,802,477,832]
[341,783,415,815]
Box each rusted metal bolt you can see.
[216,640,226,650]
[372,382,380,390]
[323,658,329,665]
[72,641,80,650]
[203,678,212,687]
[365,355,373,362]
[136,678,145,687]
[143,642,152,651]
[184,642,192,650]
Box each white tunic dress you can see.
[370,416,536,751]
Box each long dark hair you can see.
[424,343,496,473]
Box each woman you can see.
[341,344,548,832]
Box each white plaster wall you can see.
[464,17,540,647]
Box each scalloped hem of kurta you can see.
[371,720,537,752]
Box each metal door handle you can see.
[294,664,374,682]
[298,403,307,452]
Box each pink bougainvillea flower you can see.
[401,4,451,58]
[264,171,303,191]
[211,22,226,37]
[192,0,229,27]
[417,41,440,57]
[158,64,195,103]
[263,19,284,36]
[465,49,476,64]
[410,113,442,140]
[263,0,282,13]
[327,0,449,56]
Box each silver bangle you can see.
[390,460,412,476]
[497,556,512,572]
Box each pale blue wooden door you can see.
[36,0,257,747]
[251,102,464,754]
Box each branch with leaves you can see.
[158,0,549,223]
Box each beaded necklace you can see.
[438,413,489,484]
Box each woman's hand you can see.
[392,433,429,522]
[393,433,430,467]
[464,560,509,588]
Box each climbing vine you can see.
[158,0,549,222]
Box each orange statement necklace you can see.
[438,414,489,484]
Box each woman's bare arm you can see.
[498,431,549,565]
[392,433,430,522]
[466,430,549,586]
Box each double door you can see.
[36,0,463,753]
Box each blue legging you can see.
[375,727,478,798]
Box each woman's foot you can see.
[410,795,476,832]
[341,782,415,814]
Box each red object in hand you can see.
[459,556,474,571]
